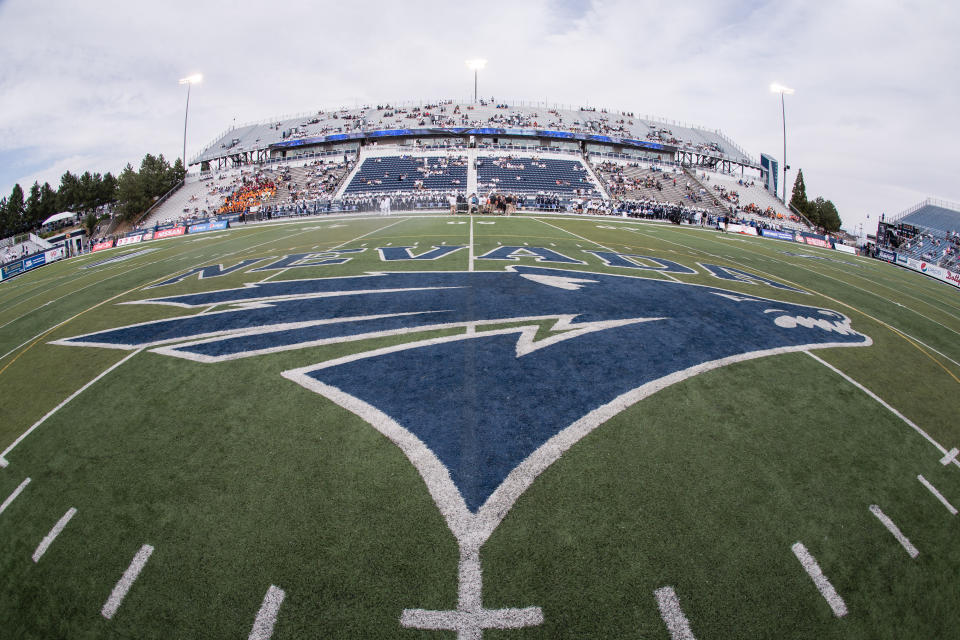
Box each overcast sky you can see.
[0,0,956,233]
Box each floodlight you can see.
[769,83,794,95]
[465,59,487,71]
[179,74,203,85]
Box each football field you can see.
[1,213,959,639]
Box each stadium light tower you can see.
[465,59,487,103]
[179,73,203,173]
[770,83,794,204]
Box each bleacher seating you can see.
[593,161,715,211]
[343,156,467,194]
[476,157,598,196]
[885,200,960,269]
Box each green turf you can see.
[1,213,959,638]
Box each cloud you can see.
[0,0,957,231]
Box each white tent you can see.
[41,211,78,226]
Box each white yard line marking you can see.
[792,542,848,617]
[0,348,144,468]
[806,352,959,467]
[32,507,77,562]
[940,448,959,465]
[869,505,919,558]
[0,477,30,514]
[101,544,154,620]
[917,475,958,515]
[248,584,285,640]
[468,216,475,272]
[654,586,697,640]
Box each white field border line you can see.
[643,225,960,359]
[248,584,285,640]
[791,542,848,617]
[805,351,960,468]
[101,543,154,620]
[32,507,77,562]
[469,215,475,272]
[917,475,958,515]
[535,216,681,282]
[654,586,697,640]
[284,337,868,634]
[0,477,30,514]
[868,505,919,558]
[0,348,144,468]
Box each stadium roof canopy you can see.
[41,211,76,226]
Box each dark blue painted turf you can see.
[61,267,869,511]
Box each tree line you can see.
[0,154,185,239]
[789,169,841,233]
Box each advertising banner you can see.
[116,235,143,246]
[141,231,155,241]
[946,271,960,288]
[44,248,64,262]
[154,226,186,239]
[877,248,896,262]
[800,233,832,249]
[92,240,115,252]
[761,229,795,242]
[188,220,228,234]
[833,243,858,255]
[726,223,758,236]
[22,254,46,270]
[896,253,910,266]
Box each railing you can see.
[789,202,815,229]
[889,197,960,224]
[134,179,185,227]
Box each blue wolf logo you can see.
[54,266,871,636]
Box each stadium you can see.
[3,4,960,638]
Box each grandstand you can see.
[878,199,960,270]
[191,100,757,172]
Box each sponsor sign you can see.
[23,254,46,270]
[2,261,24,279]
[116,234,143,246]
[726,223,758,236]
[44,248,64,262]
[188,220,229,234]
[141,231,155,241]
[92,239,115,252]
[833,243,857,255]
[877,248,896,262]
[896,253,910,266]
[761,229,795,242]
[801,234,832,249]
[154,226,186,239]
[946,271,960,287]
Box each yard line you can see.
[0,348,144,468]
[868,505,919,558]
[654,586,697,640]
[247,585,286,640]
[32,507,77,562]
[917,475,958,515]
[0,477,30,514]
[468,216,475,272]
[806,352,959,468]
[791,542,848,617]
[101,544,154,619]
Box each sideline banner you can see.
[92,239,115,252]
[726,223,758,236]
[117,234,143,246]
[833,244,857,255]
[800,232,832,249]
[188,220,229,234]
[761,229,795,242]
[155,226,186,239]
[877,248,896,262]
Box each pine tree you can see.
[789,169,808,213]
